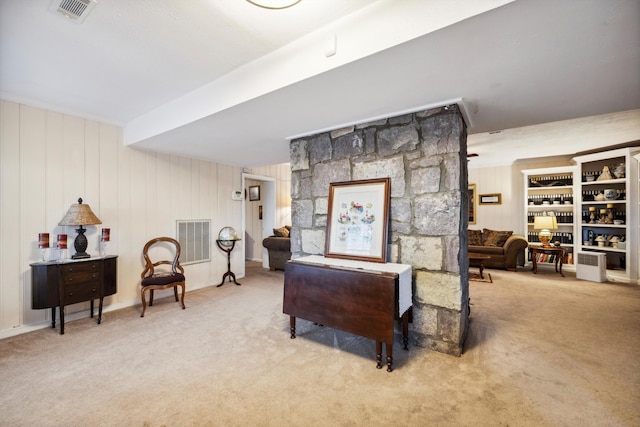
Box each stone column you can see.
[289,105,469,356]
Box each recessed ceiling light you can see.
[246,0,302,10]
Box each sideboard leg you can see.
[289,316,296,339]
[51,307,56,328]
[376,341,383,369]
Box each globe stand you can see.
[216,239,241,287]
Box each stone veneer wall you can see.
[289,105,470,356]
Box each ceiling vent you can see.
[51,0,97,23]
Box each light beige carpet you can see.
[1,263,638,426]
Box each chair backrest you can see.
[141,237,184,279]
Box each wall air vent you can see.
[51,0,97,23]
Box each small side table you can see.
[216,239,241,287]
[529,245,566,277]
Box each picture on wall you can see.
[325,178,391,263]
[468,184,476,224]
[249,185,260,201]
[479,193,502,205]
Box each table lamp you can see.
[533,215,557,247]
[58,197,102,259]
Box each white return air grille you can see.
[51,0,97,22]
[176,220,211,265]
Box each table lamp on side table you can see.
[58,198,102,259]
[534,215,558,248]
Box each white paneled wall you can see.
[0,100,244,337]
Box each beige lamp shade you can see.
[533,215,557,230]
[533,215,557,247]
[58,198,102,226]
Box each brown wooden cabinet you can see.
[31,255,117,334]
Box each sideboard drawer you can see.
[63,282,100,305]
[62,262,102,285]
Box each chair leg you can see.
[140,288,147,317]
[149,289,154,306]
[179,284,186,310]
[173,286,179,302]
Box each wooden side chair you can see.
[140,237,186,317]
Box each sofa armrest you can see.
[502,235,529,270]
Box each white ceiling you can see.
[1,0,639,168]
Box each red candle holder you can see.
[57,234,68,249]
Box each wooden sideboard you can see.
[31,255,118,334]
[283,258,412,372]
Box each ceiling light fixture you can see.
[246,0,302,10]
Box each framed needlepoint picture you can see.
[324,178,391,263]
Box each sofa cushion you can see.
[468,229,483,246]
[482,228,513,247]
[273,226,290,237]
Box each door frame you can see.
[241,173,276,269]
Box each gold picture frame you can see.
[468,184,476,224]
[479,193,502,205]
[325,178,391,263]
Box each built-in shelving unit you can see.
[522,166,578,271]
[573,147,639,283]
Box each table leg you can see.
[402,311,409,350]
[376,341,382,369]
[51,307,56,328]
[289,316,296,339]
[532,249,538,274]
[479,261,485,279]
[558,253,564,277]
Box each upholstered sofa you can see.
[468,229,528,271]
[262,226,292,271]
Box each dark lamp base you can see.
[72,252,91,259]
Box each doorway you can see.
[242,173,276,270]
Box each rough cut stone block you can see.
[330,126,355,138]
[364,128,377,154]
[411,303,438,336]
[400,235,442,270]
[390,197,411,223]
[312,160,351,197]
[314,215,327,228]
[315,197,328,215]
[309,134,332,164]
[442,154,461,191]
[421,115,463,156]
[387,242,399,263]
[333,132,364,159]
[353,156,405,197]
[444,235,461,274]
[290,227,301,254]
[356,118,387,128]
[300,176,312,199]
[414,270,462,310]
[411,167,441,194]
[290,172,300,199]
[290,140,309,171]
[389,113,414,125]
[413,193,460,235]
[439,309,462,343]
[292,200,313,228]
[301,229,325,255]
[377,125,419,157]
[391,221,411,234]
